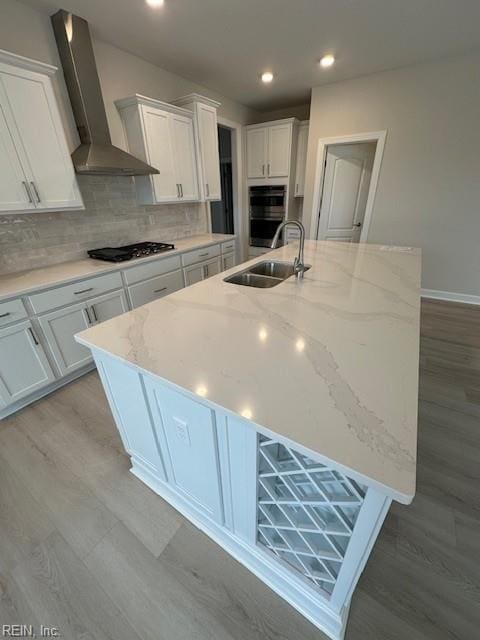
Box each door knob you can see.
[354,222,362,227]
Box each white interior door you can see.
[0,70,81,210]
[317,143,376,242]
[142,107,178,202]
[170,113,199,201]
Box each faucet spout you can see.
[271,220,306,279]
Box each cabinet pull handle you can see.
[203,265,208,278]
[199,252,209,257]
[30,181,41,203]
[74,287,94,295]
[28,327,39,346]
[85,307,93,325]
[180,184,183,198]
[22,181,33,203]
[206,183,210,197]
[267,163,270,176]
[90,304,98,322]
[154,286,168,294]
[0,312,10,318]
[176,184,180,198]
[262,164,265,176]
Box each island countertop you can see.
[76,240,421,504]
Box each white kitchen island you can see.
[75,239,421,640]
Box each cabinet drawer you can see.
[0,298,27,327]
[181,244,220,267]
[221,240,235,254]
[128,270,184,308]
[28,272,123,314]
[122,255,182,285]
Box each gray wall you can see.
[303,50,480,296]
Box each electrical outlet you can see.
[173,416,190,446]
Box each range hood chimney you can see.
[51,10,159,176]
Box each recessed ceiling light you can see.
[146,0,165,7]
[261,71,274,84]
[319,54,335,68]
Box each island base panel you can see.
[93,351,392,640]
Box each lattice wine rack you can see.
[256,435,366,598]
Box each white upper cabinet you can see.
[246,120,294,180]
[0,50,83,214]
[142,106,178,202]
[116,95,199,204]
[169,113,199,201]
[246,127,268,178]
[294,122,309,197]
[172,94,222,202]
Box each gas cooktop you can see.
[88,241,175,263]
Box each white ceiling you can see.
[26,0,480,111]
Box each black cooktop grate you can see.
[88,241,175,262]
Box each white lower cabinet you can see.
[96,357,167,479]
[222,252,236,271]
[38,290,128,377]
[0,321,55,407]
[183,256,222,286]
[38,302,93,376]
[88,290,129,323]
[144,379,224,524]
[128,270,184,308]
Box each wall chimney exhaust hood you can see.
[51,10,159,177]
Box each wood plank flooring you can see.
[0,297,479,639]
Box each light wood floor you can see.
[1,298,479,639]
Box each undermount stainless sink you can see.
[224,261,311,288]
[224,272,282,288]
[249,261,296,279]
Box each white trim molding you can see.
[0,48,57,76]
[309,130,387,241]
[421,289,480,306]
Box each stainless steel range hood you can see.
[51,10,159,177]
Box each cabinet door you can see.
[0,87,34,212]
[294,125,308,196]
[87,290,129,324]
[267,124,291,177]
[96,356,167,479]
[129,270,184,309]
[142,106,178,202]
[38,302,93,377]
[197,103,221,200]
[183,264,204,286]
[246,128,268,178]
[222,252,236,271]
[0,321,55,408]
[204,257,221,279]
[0,70,82,211]
[146,381,224,523]
[170,113,199,201]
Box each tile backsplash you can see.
[0,175,209,274]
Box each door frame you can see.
[214,116,247,262]
[309,130,387,242]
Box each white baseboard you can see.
[421,289,480,306]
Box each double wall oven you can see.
[249,185,286,248]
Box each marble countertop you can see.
[76,240,421,504]
[0,234,235,301]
